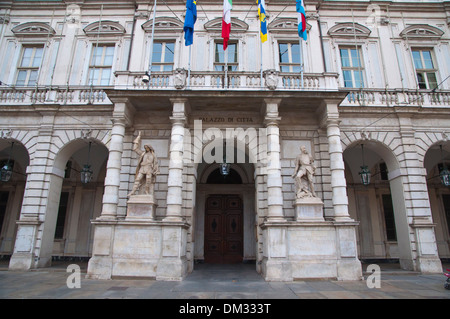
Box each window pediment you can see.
[12,22,56,37]
[204,17,248,32]
[400,24,444,40]
[141,17,184,33]
[83,20,126,36]
[328,22,371,38]
[268,18,311,34]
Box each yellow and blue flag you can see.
[184,0,197,46]
[257,0,267,43]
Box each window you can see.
[150,41,175,72]
[16,45,44,86]
[339,47,364,88]
[412,49,437,90]
[279,43,301,73]
[54,192,69,239]
[442,194,450,236]
[382,194,397,241]
[0,192,9,236]
[214,42,238,71]
[88,44,114,85]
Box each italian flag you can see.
[222,0,232,50]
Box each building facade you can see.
[0,0,448,281]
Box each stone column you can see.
[164,98,188,222]
[321,101,352,221]
[99,98,134,220]
[264,98,285,222]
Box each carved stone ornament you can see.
[141,17,184,33]
[399,24,444,40]
[268,17,311,34]
[263,69,278,90]
[327,22,371,38]
[12,22,56,37]
[174,68,187,89]
[204,17,249,33]
[83,20,126,36]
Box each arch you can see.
[328,22,371,38]
[12,22,56,37]
[423,140,450,178]
[199,162,251,184]
[0,139,30,179]
[204,17,249,33]
[400,24,444,40]
[268,17,312,34]
[54,138,109,182]
[342,136,400,180]
[83,20,126,36]
[141,17,184,33]
[192,130,260,171]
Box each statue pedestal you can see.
[126,195,157,220]
[294,197,324,222]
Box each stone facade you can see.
[0,0,448,281]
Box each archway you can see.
[424,142,450,260]
[40,138,108,266]
[194,140,257,267]
[343,140,410,266]
[0,140,29,257]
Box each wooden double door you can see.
[204,195,243,264]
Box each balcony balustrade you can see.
[0,70,448,108]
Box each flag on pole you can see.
[184,0,197,46]
[222,0,232,50]
[296,0,307,41]
[257,0,268,43]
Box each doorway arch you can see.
[194,142,257,266]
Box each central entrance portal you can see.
[204,195,243,264]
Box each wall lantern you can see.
[1,142,14,182]
[80,141,93,184]
[220,161,230,176]
[359,144,371,186]
[439,145,450,187]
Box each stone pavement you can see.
[0,262,449,300]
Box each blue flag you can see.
[184,0,197,46]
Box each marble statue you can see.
[292,146,317,198]
[128,131,159,197]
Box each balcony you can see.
[0,70,448,108]
[0,86,111,105]
[340,88,450,108]
[113,69,340,91]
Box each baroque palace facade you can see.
[0,0,449,281]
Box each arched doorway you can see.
[0,140,29,258]
[43,138,108,264]
[344,140,402,262]
[424,142,450,260]
[194,147,256,265]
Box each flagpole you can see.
[260,30,263,90]
[224,46,228,89]
[299,38,304,89]
[147,0,157,88]
[187,44,191,89]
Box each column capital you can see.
[111,97,135,128]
